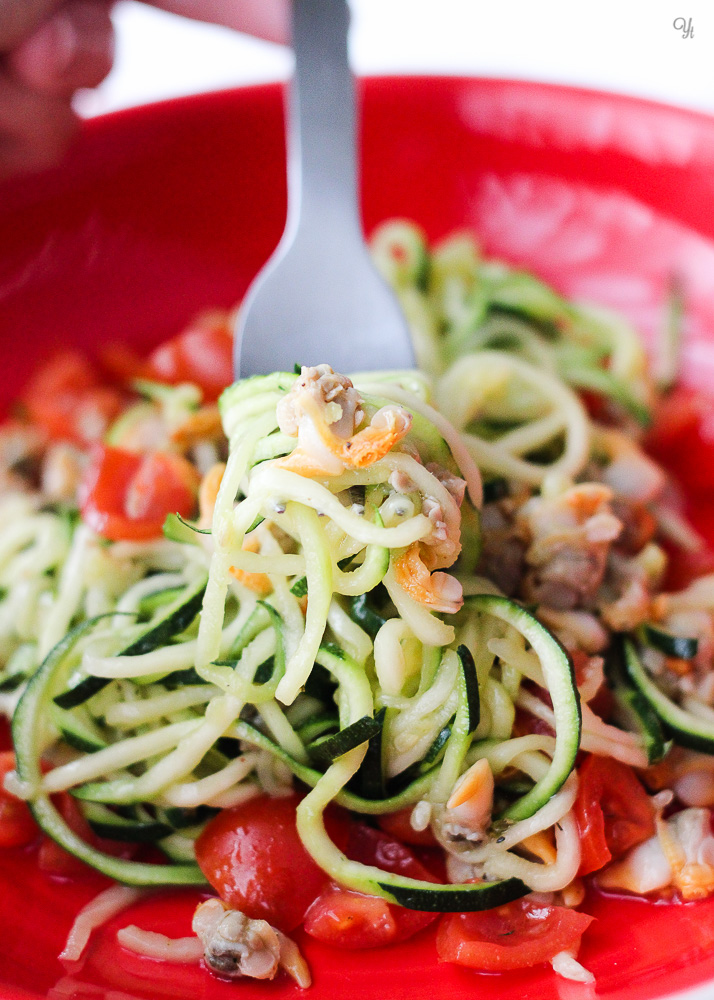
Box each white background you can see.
[78,0,714,118]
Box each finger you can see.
[143,0,289,44]
[8,1,114,97]
[0,71,78,179]
[0,0,63,51]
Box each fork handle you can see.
[288,0,360,237]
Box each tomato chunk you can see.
[0,751,37,848]
[377,806,438,847]
[79,445,199,542]
[145,313,234,403]
[304,824,439,949]
[437,898,594,971]
[23,351,123,444]
[664,543,714,593]
[195,794,348,932]
[646,387,714,496]
[574,754,655,877]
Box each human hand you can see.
[146,0,288,44]
[0,0,288,181]
[0,0,115,179]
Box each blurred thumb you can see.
[8,1,114,97]
[143,0,289,44]
[0,0,65,50]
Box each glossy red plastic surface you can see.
[3,76,714,999]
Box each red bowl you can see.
[3,77,714,1000]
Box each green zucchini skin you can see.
[624,639,714,754]
[246,514,266,534]
[422,722,452,768]
[308,715,383,767]
[139,587,187,616]
[82,803,173,843]
[353,706,387,800]
[0,673,28,693]
[122,576,207,657]
[611,683,669,764]
[643,624,698,661]
[376,878,528,912]
[348,592,388,638]
[468,595,580,822]
[298,715,339,744]
[228,719,435,815]
[0,644,37,692]
[162,512,211,543]
[13,619,206,886]
[456,644,480,734]
[256,601,286,691]
[161,806,218,830]
[161,667,207,688]
[52,673,111,710]
[50,704,108,754]
[607,641,669,764]
[54,575,207,709]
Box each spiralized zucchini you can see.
[5,220,689,915]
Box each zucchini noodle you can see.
[4,219,712,988]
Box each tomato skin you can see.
[304,886,406,950]
[304,824,439,949]
[346,823,439,882]
[145,314,234,403]
[0,752,37,848]
[99,343,146,384]
[23,351,123,444]
[664,543,714,593]
[195,794,347,932]
[436,899,594,971]
[377,807,438,847]
[574,754,655,877]
[79,445,199,542]
[646,387,714,496]
[646,387,708,451]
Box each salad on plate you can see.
[2,220,714,991]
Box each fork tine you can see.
[235,0,414,378]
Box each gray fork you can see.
[234,0,414,378]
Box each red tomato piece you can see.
[23,351,123,444]
[664,542,714,593]
[646,387,708,451]
[377,806,438,847]
[195,793,347,932]
[303,824,439,949]
[346,822,439,881]
[145,313,234,403]
[38,792,133,878]
[574,754,655,877]
[646,387,714,496]
[0,751,37,848]
[303,885,403,950]
[570,649,591,689]
[99,343,146,384]
[568,651,614,722]
[79,445,199,542]
[436,898,594,972]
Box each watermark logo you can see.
[673,17,694,38]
